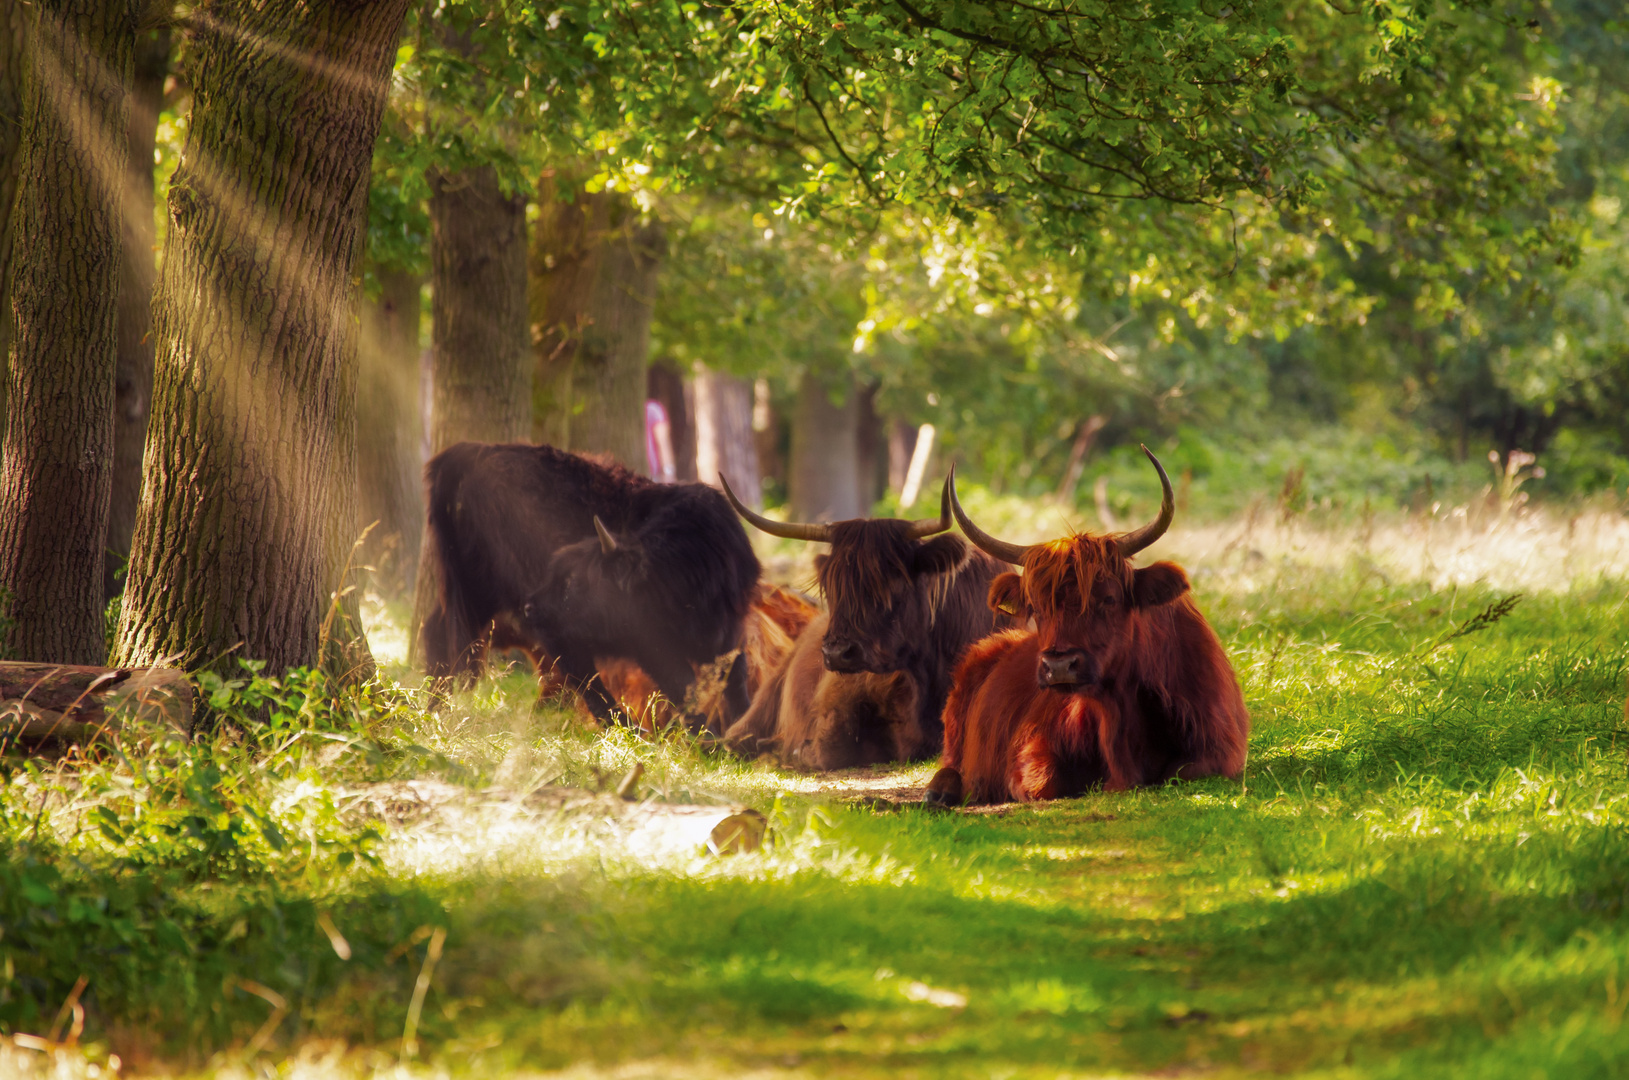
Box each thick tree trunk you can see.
[358,268,423,596]
[0,0,30,445]
[789,371,863,522]
[0,0,138,664]
[104,12,169,599]
[531,177,663,471]
[411,166,529,662]
[693,367,761,508]
[569,218,662,468]
[428,165,530,449]
[114,0,409,677]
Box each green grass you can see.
[4,511,1629,1077]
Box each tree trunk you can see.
[569,218,662,468]
[0,660,190,749]
[358,268,423,596]
[693,367,761,508]
[0,0,138,665]
[647,360,695,480]
[114,0,409,677]
[854,380,883,511]
[789,371,863,522]
[754,378,787,496]
[104,12,169,599]
[428,165,530,449]
[0,0,30,447]
[410,166,529,662]
[531,177,663,471]
[887,418,917,495]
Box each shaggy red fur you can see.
[928,536,1248,805]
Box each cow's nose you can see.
[822,639,864,672]
[1039,650,1091,687]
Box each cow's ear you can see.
[987,572,1027,617]
[1131,562,1190,607]
[913,534,970,577]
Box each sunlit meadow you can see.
[3,488,1628,1078]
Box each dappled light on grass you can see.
[6,498,1629,1075]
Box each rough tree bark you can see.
[0,0,30,444]
[428,165,530,449]
[409,166,530,658]
[531,176,663,471]
[358,267,423,596]
[789,371,863,522]
[114,0,410,677]
[104,10,169,599]
[0,0,138,664]
[693,367,760,508]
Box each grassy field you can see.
[3,498,1629,1078]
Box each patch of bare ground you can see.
[742,761,938,807]
[342,779,766,871]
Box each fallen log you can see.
[0,662,192,749]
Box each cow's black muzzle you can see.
[822,637,867,673]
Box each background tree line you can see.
[0,0,1613,679]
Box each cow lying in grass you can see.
[721,479,1011,769]
[593,584,819,733]
[925,448,1249,806]
[726,611,926,769]
[420,442,759,729]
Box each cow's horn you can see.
[904,477,953,539]
[1113,446,1175,557]
[720,474,835,543]
[948,465,1033,565]
[593,515,618,554]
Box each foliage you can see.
[376,0,1568,314]
[359,0,1609,490]
[0,664,446,1053]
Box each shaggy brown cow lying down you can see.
[720,479,1009,764]
[925,451,1248,806]
[723,612,929,770]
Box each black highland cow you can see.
[420,442,760,727]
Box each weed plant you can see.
[3,502,1629,1077]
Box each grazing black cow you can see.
[720,479,1011,764]
[419,442,760,727]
